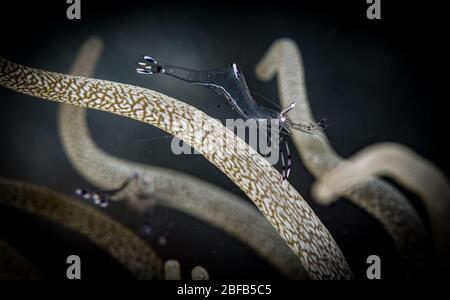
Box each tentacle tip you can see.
[191,266,210,280]
[311,184,336,205]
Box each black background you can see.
[0,0,447,279]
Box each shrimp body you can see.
[137,56,326,181]
[137,56,278,122]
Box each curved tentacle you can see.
[60,36,307,279]
[0,55,353,279]
[255,38,430,277]
[312,142,450,271]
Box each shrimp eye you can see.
[232,63,241,79]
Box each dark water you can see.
[0,0,447,279]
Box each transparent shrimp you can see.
[136,56,327,180]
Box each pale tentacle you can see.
[0,178,164,279]
[0,57,353,279]
[164,260,182,280]
[59,37,307,279]
[164,260,210,280]
[191,266,210,280]
[255,38,429,277]
[312,143,450,270]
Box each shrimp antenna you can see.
[250,90,282,110]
